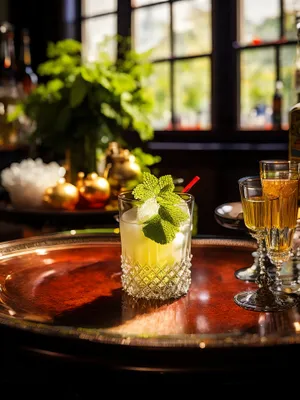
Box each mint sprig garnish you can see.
[142,216,178,245]
[132,172,189,244]
[157,192,181,205]
[158,204,188,226]
[133,173,160,201]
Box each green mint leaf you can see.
[158,175,174,192]
[131,172,190,244]
[159,204,189,227]
[132,184,154,201]
[142,215,178,245]
[157,192,182,206]
[142,172,159,193]
[132,172,160,201]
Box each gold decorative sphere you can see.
[79,172,110,208]
[43,178,79,210]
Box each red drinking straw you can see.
[182,176,200,193]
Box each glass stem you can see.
[258,237,265,275]
[255,236,276,303]
[273,260,283,292]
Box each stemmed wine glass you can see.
[234,176,296,312]
[260,160,300,302]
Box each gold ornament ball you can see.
[43,178,79,210]
[79,173,110,208]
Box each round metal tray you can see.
[0,233,300,379]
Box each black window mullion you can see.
[276,46,280,81]
[75,0,82,41]
[133,0,182,10]
[152,53,212,63]
[117,0,131,56]
[280,0,284,38]
[237,41,297,51]
[277,0,284,83]
[170,1,175,128]
[277,0,284,82]
[81,11,117,20]
[212,0,238,132]
[61,0,81,41]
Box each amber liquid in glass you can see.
[241,196,264,234]
[262,179,299,255]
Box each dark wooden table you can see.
[0,234,299,394]
[0,201,119,240]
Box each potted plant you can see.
[10,38,159,183]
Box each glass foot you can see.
[234,290,298,312]
[235,265,258,282]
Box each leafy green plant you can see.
[123,147,162,190]
[131,147,161,172]
[11,37,157,181]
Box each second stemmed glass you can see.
[234,176,296,312]
[260,160,300,302]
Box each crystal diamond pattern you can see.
[121,256,192,300]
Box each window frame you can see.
[236,0,297,134]
[79,0,296,144]
[132,0,212,131]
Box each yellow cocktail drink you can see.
[118,179,194,300]
[262,179,299,255]
[241,195,264,234]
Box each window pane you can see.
[284,0,297,40]
[174,0,211,57]
[132,0,166,7]
[175,58,211,130]
[281,45,297,129]
[82,0,117,17]
[133,4,170,60]
[148,62,171,130]
[240,48,276,129]
[81,15,117,62]
[239,0,280,45]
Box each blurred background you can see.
[0,0,300,240]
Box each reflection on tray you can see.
[108,295,189,336]
[258,310,300,337]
